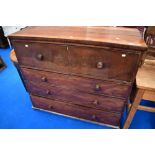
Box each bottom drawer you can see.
[30,95,121,127]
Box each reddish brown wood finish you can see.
[11,41,69,74]
[12,40,141,82]
[20,67,131,99]
[25,80,126,113]
[9,27,147,51]
[31,94,121,126]
[9,27,147,127]
[68,45,141,82]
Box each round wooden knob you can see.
[92,114,96,119]
[95,84,100,91]
[46,90,51,95]
[37,53,43,60]
[41,76,47,82]
[93,100,99,105]
[97,62,103,69]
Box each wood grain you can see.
[20,67,131,99]
[68,45,141,82]
[11,41,70,74]
[12,40,141,82]
[25,80,126,113]
[9,26,147,51]
[123,89,145,129]
[31,94,121,126]
[136,63,155,91]
[143,90,155,101]
[128,103,155,113]
[8,27,147,127]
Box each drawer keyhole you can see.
[41,77,47,82]
[37,53,44,60]
[93,100,99,105]
[49,105,54,109]
[92,114,97,120]
[46,90,51,95]
[95,84,101,91]
[97,62,103,69]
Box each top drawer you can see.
[12,40,140,82]
[12,40,70,74]
[68,45,140,82]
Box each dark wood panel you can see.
[21,67,131,99]
[25,80,126,113]
[31,94,121,126]
[12,40,140,82]
[11,41,70,74]
[69,45,140,82]
[9,26,147,51]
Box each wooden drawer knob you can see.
[46,90,51,95]
[41,76,47,82]
[95,84,100,91]
[93,100,99,105]
[97,62,103,69]
[36,53,44,60]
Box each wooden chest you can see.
[9,27,147,128]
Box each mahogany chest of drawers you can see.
[9,27,147,128]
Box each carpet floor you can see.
[0,47,155,129]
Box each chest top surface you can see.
[9,26,147,51]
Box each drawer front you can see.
[12,40,140,82]
[21,68,131,99]
[68,45,140,82]
[12,41,69,73]
[25,80,126,113]
[31,95,121,126]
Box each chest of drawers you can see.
[9,26,147,128]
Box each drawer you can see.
[25,80,126,113]
[11,40,70,73]
[68,45,140,82]
[12,40,140,82]
[21,67,131,99]
[31,95,121,126]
